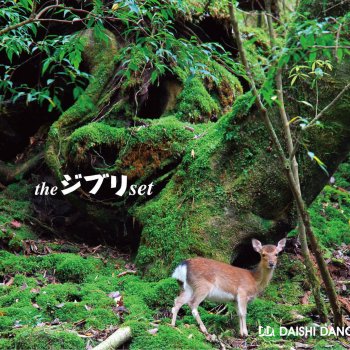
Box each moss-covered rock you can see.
[174,60,243,123]
[176,77,220,122]
[55,254,91,283]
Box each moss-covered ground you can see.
[0,163,349,349]
[0,245,348,349]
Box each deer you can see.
[171,238,286,338]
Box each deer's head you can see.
[252,238,286,269]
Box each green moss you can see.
[336,160,350,188]
[132,115,238,278]
[292,182,350,248]
[36,283,82,304]
[153,278,179,307]
[313,339,346,350]
[55,254,92,283]
[290,162,350,249]
[66,116,195,183]
[122,276,178,309]
[13,328,84,350]
[209,61,243,109]
[266,254,307,300]
[174,61,243,123]
[0,182,37,251]
[176,77,220,122]
[0,306,40,331]
[0,239,332,350]
[242,27,270,85]
[69,122,124,151]
[174,59,243,121]
[67,122,126,164]
[0,251,35,274]
[0,238,217,349]
[0,338,13,349]
[53,301,116,327]
[47,243,80,253]
[129,324,213,350]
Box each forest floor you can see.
[0,162,349,350]
[0,237,349,350]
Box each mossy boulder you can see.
[176,77,220,122]
[55,254,91,283]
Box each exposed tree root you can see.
[45,28,119,179]
[0,151,44,184]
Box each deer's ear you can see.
[276,238,287,253]
[252,239,262,253]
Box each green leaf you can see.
[42,59,51,75]
[288,116,301,125]
[150,70,158,84]
[6,48,13,63]
[298,100,314,109]
[337,49,343,62]
[29,23,37,36]
[290,75,298,86]
[309,50,317,62]
[73,86,83,100]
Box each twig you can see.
[0,4,120,35]
[184,126,195,132]
[312,45,350,49]
[117,270,137,277]
[290,82,350,161]
[305,82,350,129]
[335,23,342,61]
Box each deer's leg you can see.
[171,286,192,326]
[237,294,248,337]
[188,288,210,335]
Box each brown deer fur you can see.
[171,238,286,338]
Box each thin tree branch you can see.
[312,45,350,49]
[229,0,343,328]
[0,4,120,36]
[265,0,276,49]
[305,82,350,129]
[290,81,350,161]
[334,23,342,61]
[0,18,35,35]
[228,1,289,169]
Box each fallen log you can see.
[92,326,132,350]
